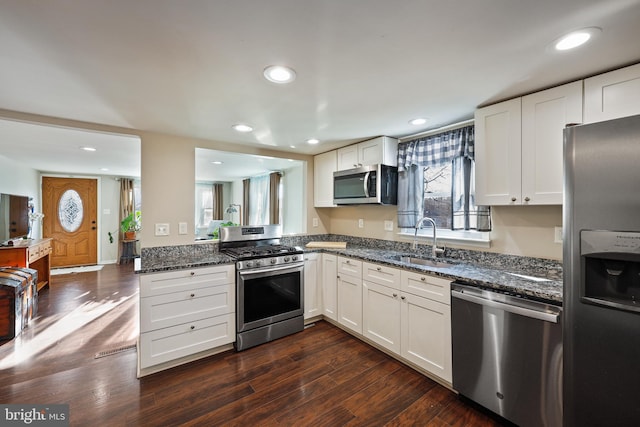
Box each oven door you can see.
[237,263,304,333]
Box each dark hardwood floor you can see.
[0,263,506,426]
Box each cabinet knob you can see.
[392,293,398,298]
[524,196,530,202]
[337,275,340,279]
[190,271,195,276]
[346,260,350,264]
[511,197,517,202]
[190,293,195,298]
[420,277,426,282]
[401,296,406,300]
[190,325,195,330]
[376,267,381,271]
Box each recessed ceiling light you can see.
[263,65,296,84]
[81,146,97,152]
[232,123,253,132]
[290,145,296,149]
[307,138,319,145]
[100,167,109,171]
[211,161,223,165]
[554,27,601,51]
[409,118,427,126]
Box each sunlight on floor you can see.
[0,294,137,370]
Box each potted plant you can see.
[120,210,141,240]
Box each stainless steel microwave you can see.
[333,164,398,205]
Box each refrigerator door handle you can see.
[451,289,560,323]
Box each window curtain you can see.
[397,125,490,230]
[242,179,250,225]
[212,183,224,220]
[118,178,135,259]
[249,174,270,225]
[269,172,281,224]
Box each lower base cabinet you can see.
[337,273,363,334]
[400,291,452,383]
[363,281,401,354]
[138,264,235,376]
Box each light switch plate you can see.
[312,218,319,227]
[384,220,393,231]
[554,226,562,243]
[155,223,170,236]
[358,219,364,228]
[178,222,188,235]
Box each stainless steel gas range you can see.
[219,225,304,351]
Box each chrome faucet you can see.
[413,216,445,257]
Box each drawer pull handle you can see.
[376,267,381,271]
[190,293,195,298]
[190,325,195,330]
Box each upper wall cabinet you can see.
[314,150,338,207]
[336,136,398,171]
[475,81,583,205]
[584,63,640,124]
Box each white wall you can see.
[282,162,305,235]
[0,154,41,238]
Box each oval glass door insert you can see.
[58,189,84,232]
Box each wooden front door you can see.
[42,177,98,267]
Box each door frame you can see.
[41,174,103,265]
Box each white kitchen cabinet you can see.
[313,150,337,207]
[138,264,235,376]
[322,253,338,321]
[475,81,582,205]
[336,136,399,170]
[400,290,452,383]
[584,63,640,123]
[362,262,401,353]
[337,257,363,334]
[304,253,322,320]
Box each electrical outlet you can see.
[554,226,563,243]
[312,218,319,227]
[155,223,170,236]
[384,220,393,231]
[179,222,188,235]
[358,219,364,228]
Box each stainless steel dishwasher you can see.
[451,283,563,427]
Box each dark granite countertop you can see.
[306,246,563,304]
[138,237,563,304]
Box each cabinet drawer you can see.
[139,312,235,369]
[27,246,41,263]
[363,262,400,290]
[401,270,451,305]
[139,265,234,297]
[338,257,362,279]
[140,283,234,332]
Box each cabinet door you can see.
[357,138,384,166]
[363,281,401,353]
[322,254,338,320]
[401,292,452,383]
[313,150,337,207]
[337,145,359,170]
[304,253,321,319]
[584,63,640,123]
[521,81,583,205]
[475,98,522,205]
[337,273,362,334]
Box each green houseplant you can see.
[120,210,141,240]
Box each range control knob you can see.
[284,256,290,262]
[270,258,277,265]
[254,260,262,267]
[292,255,298,261]
[245,261,252,268]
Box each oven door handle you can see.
[238,263,304,277]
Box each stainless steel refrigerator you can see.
[563,114,640,426]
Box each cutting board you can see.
[305,241,347,249]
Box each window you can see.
[195,183,214,229]
[397,125,490,239]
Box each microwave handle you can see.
[363,172,370,197]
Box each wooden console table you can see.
[0,238,52,291]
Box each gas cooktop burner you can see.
[223,244,303,260]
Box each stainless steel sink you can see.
[393,255,456,268]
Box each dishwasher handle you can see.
[452,288,561,323]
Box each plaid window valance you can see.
[397,125,474,170]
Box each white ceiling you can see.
[1,0,640,179]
